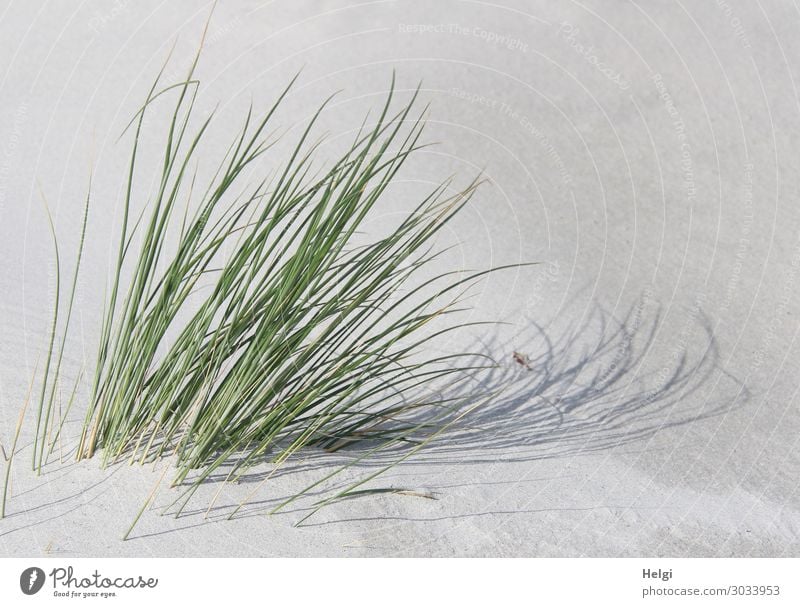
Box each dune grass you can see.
[14,51,517,531]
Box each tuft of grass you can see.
[30,50,522,532]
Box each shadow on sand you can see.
[170,294,748,527]
[2,294,749,539]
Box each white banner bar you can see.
[1,558,796,606]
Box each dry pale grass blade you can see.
[2,360,39,518]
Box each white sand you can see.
[0,0,798,556]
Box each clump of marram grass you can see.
[19,52,519,533]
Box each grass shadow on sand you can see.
[185,294,749,526]
[3,294,749,539]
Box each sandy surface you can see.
[1,0,799,557]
